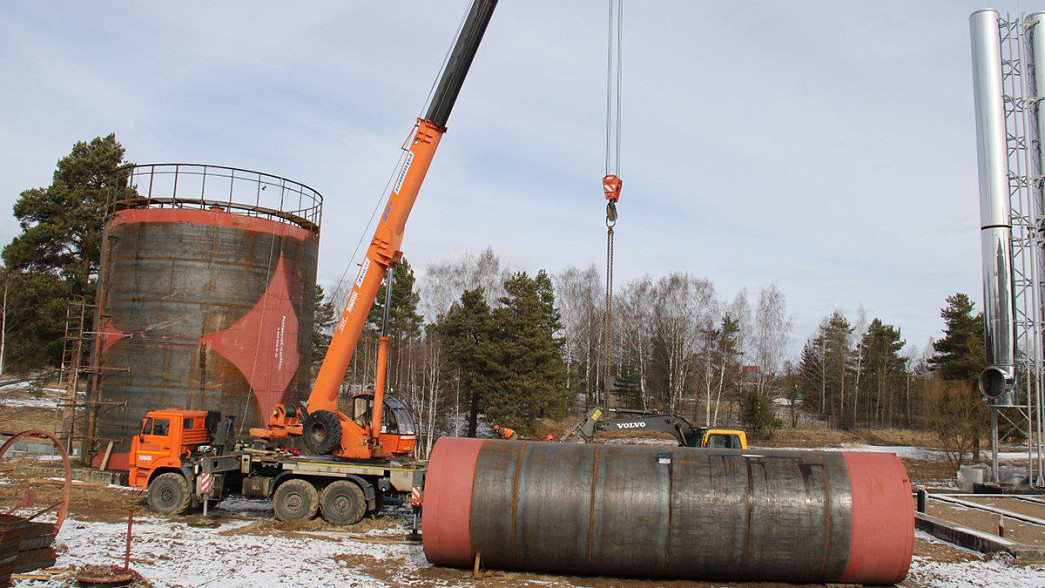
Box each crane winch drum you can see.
[422,438,914,584]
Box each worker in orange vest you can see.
[492,423,518,440]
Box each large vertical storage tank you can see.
[87,164,322,466]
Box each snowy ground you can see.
[0,379,65,409]
[17,515,428,588]
[2,503,1041,588]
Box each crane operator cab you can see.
[350,393,418,456]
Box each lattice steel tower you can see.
[970,9,1045,487]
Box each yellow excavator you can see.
[562,407,748,449]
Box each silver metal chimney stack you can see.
[970,9,1018,406]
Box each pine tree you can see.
[4,134,131,293]
[486,271,569,432]
[930,293,987,460]
[438,288,494,437]
[367,257,422,337]
[858,318,906,427]
[824,312,855,429]
[1,134,131,370]
[930,293,984,382]
[312,284,336,370]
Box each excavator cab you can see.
[701,429,748,449]
[350,393,417,456]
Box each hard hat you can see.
[544,434,554,442]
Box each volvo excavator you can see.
[249,0,499,459]
[562,407,748,449]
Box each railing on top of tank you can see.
[111,163,323,234]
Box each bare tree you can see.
[420,247,509,321]
[851,306,867,427]
[716,290,750,424]
[555,265,603,407]
[752,284,792,399]
[617,276,654,408]
[652,274,716,413]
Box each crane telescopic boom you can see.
[253,0,498,458]
[312,0,498,412]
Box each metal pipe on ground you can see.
[422,438,914,584]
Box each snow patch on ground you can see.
[0,396,60,409]
[15,514,429,588]
[904,554,1045,587]
[0,380,66,408]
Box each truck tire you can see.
[319,480,367,525]
[303,410,341,455]
[273,479,319,522]
[148,472,191,516]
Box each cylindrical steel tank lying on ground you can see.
[422,438,913,584]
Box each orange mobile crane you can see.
[250,0,499,459]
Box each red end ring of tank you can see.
[840,452,915,584]
[421,436,483,566]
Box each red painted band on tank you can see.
[422,437,484,567]
[110,208,316,242]
[839,452,914,584]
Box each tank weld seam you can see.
[741,459,754,575]
[665,448,674,570]
[510,441,525,562]
[819,454,831,578]
[587,443,599,566]
[107,254,299,272]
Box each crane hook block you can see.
[602,174,623,203]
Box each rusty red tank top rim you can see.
[109,163,323,235]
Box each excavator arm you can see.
[562,407,704,447]
[253,0,498,458]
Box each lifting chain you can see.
[601,0,623,405]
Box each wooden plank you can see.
[99,441,114,472]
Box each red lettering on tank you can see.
[200,255,301,419]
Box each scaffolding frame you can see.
[993,14,1045,487]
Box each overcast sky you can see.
[0,1,1032,357]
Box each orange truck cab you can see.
[128,408,215,489]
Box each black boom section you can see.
[424,0,499,128]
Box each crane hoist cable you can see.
[602,0,623,405]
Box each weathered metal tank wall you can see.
[88,164,321,462]
[422,438,914,584]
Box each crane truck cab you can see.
[128,405,425,526]
[128,408,236,515]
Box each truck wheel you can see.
[148,472,191,516]
[319,480,367,525]
[273,479,319,522]
[303,410,341,455]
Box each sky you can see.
[0,1,1032,358]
